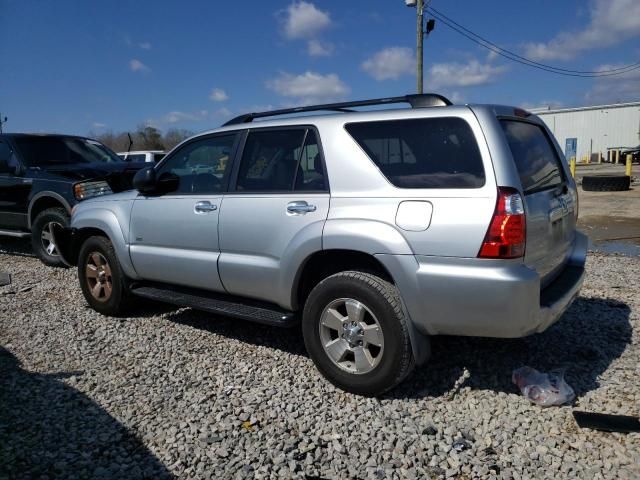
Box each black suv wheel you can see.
[78,236,132,316]
[302,271,414,396]
[31,207,69,267]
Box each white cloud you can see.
[282,1,331,39]
[307,39,333,57]
[362,47,415,81]
[523,0,640,61]
[162,110,209,124]
[486,49,499,62]
[266,71,350,104]
[212,107,232,118]
[585,65,640,104]
[428,59,507,89]
[209,88,228,102]
[129,59,150,73]
[92,122,107,129]
[139,42,152,50]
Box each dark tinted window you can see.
[13,136,122,166]
[0,141,12,163]
[294,130,326,191]
[126,154,146,163]
[500,120,564,194]
[345,117,485,189]
[157,134,235,194]
[236,129,306,192]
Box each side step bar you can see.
[0,229,30,238]
[130,283,298,328]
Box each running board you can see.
[0,229,30,238]
[130,283,298,327]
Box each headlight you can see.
[73,181,113,200]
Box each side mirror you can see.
[133,166,157,194]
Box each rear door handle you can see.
[287,201,316,214]
[194,201,218,213]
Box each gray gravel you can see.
[1,238,639,479]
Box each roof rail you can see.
[222,93,452,126]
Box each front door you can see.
[129,133,238,291]
[0,140,30,230]
[218,127,330,308]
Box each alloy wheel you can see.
[85,252,113,302]
[319,298,384,374]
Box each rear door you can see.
[500,119,576,284]
[218,127,330,307]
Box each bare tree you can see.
[92,126,193,153]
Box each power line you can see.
[426,6,640,77]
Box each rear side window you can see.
[345,117,485,189]
[235,128,327,192]
[500,120,564,194]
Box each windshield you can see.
[13,136,123,166]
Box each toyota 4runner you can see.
[56,94,587,396]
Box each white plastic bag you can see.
[512,366,575,407]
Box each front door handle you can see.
[287,201,316,214]
[194,201,218,213]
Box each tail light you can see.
[478,187,526,259]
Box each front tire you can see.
[78,236,132,316]
[302,271,414,396]
[31,207,69,267]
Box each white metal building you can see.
[530,101,640,162]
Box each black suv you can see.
[0,133,143,266]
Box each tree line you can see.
[91,125,194,153]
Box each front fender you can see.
[58,208,139,279]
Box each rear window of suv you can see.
[500,120,564,194]
[345,117,485,189]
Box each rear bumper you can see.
[376,230,587,338]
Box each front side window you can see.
[345,117,485,189]
[235,128,327,192]
[156,134,236,194]
[500,120,564,194]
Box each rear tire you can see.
[77,235,132,316]
[582,175,630,192]
[31,207,69,267]
[302,271,414,396]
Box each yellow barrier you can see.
[627,154,633,177]
[570,157,576,178]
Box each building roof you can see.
[530,101,640,115]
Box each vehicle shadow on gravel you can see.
[166,309,308,357]
[0,347,173,479]
[389,296,632,400]
[0,238,35,258]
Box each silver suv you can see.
[57,94,587,396]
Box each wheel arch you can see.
[28,192,72,229]
[63,209,139,280]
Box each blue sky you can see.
[1,0,639,135]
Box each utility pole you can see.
[416,0,424,94]
[407,0,434,94]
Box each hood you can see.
[31,162,146,182]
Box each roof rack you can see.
[222,93,452,126]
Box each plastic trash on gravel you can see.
[512,366,575,407]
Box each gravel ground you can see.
[1,239,639,479]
